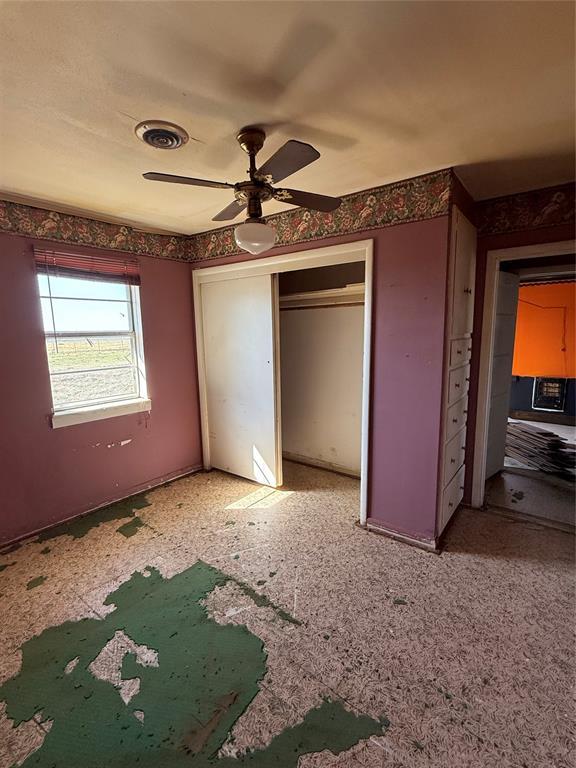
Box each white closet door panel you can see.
[201,275,281,487]
[485,271,519,479]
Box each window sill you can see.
[51,398,151,429]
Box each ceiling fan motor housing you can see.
[236,126,266,157]
[135,120,189,149]
[234,180,273,222]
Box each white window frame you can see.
[38,277,151,428]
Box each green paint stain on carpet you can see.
[1,561,382,766]
[0,562,16,573]
[37,494,150,542]
[116,516,145,538]
[40,547,51,555]
[26,576,47,590]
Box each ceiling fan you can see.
[142,127,342,254]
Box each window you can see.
[36,250,149,425]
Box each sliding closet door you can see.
[200,274,282,487]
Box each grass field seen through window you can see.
[46,337,138,407]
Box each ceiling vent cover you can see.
[135,120,189,149]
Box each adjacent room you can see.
[0,2,574,767]
[484,262,575,528]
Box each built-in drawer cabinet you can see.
[440,464,465,530]
[443,427,466,486]
[449,338,472,367]
[437,204,476,540]
[447,364,470,405]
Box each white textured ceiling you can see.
[0,1,574,235]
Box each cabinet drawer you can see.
[445,396,468,441]
[449,338,472,368]
[448,364,470,405]
[440,464,465,530]
[443,427,466,486]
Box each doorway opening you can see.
[193,240,372,525]
[473,242,575,529]
[279,262,365,481]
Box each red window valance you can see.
[34,248,140,285]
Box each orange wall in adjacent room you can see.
[513,282,576,378]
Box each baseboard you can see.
[366,518,438,552]
[282,451,360,479]
[0,464,204,550]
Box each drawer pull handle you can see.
[457,349,462,354]
[455,382,460,388]
[452,418,458,423]
[450,458,456,463]
[467,347,472,352]
[464,410,468,414]
[448,501,454,507]
[466,377,470,382]
[464,288,472,294]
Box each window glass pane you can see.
[38,274,129,301]
[46,336,134,373]
[49,298,131,333]
[37,274,49,295]
[40,298,55,333]
[50,368,138,408]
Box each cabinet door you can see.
[451,210,476,338]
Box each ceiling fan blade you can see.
[273,188,341,212]
[256,140,320,184]
[212,199,247,222]
[143,172,234,190]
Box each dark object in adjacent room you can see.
[532,377,567,412]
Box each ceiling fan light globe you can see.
[234,222,276,255]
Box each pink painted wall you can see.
[0,234,202,544]
[194,215,450,544]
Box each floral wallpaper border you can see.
[477,182,575,237]
[188,168,453,261]
[0,200,191,260]
[1,172,573,262]
[0,169,453,262]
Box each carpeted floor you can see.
[0,462,574,767]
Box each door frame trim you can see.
[470,239,575,508]
[192,239,374,525]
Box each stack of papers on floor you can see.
[506,422,576,478]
